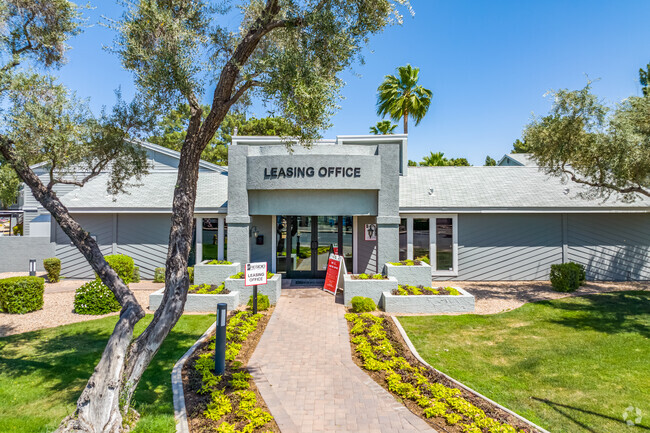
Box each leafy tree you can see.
[369,120,397,134]
[407,159,417,166]
[640,62,650,97]
[1,1,414,432]
[148,105,298,165]
[0,161,20,208]
[420,151,448,166]
[512,138,529,153]
[524,82,650,199]
[448,157,470,166]
[485,155,496,166]
[376,64,432,134]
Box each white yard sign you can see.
[245,262,268,287]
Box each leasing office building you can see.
[6,135,650,281]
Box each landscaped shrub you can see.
[415,256,430,265]
[188,266,194,284]
[189,283,226,294]
[206,260,232,265]
[248,293,270,311]
[132,266,141,283]
[12,223,22,236]
[550,262,586,292]
[351,296,376,312]
[74,280,121,315]
[0,276,44,314]
[354,273,386,280]
[43,257,61,283]
[153,267,165,283]
[101,254,134,284]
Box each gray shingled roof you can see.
[399,167,650,210]
[60,171,228,212]
[498,153,537,166]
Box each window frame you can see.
[399,213,458,277]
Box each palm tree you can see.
[420,151,448,166]
[376,64,432,134]
[369,120,397,135]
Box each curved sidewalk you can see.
[248,288,435,433]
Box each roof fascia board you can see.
[399,207,650,214]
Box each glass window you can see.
[413,218,429,262]
[202,218,219,260]
[436,218,453,271]
[399,218,407,261]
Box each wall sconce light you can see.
[29,259,36,276]
[250,226,259,238]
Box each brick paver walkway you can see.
[248,288,435,433]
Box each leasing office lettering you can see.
[263,166,361,179]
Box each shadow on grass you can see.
[0,317,210,415]
[531,397,650,432]
[536,291,650,338]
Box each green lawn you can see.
[399,291,650,433]
[0,314,215,433]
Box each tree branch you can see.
[560,165,650,198]
[228,80,263,107]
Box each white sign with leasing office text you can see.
[245,262,267,287]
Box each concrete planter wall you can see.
[383,262,432,287]
[381,287,474,314]
[149,288,240,312]
[342,275,398,307]
[224,274,282,306]
[194,261,241,285]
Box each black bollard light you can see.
[215,303,227,375]
[253,285,258,314]
[29,259,36,276]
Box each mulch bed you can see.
[182,308,280,433]
[347,312,541,433]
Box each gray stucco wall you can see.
[0,237,55,273]
[116,214,171,279]
[357,216,378,274]
[567,214,650,281]
[250,215,273,265]
[435,213,563,281]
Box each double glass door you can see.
[276,216,352,278]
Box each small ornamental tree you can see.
[0,1,414,432]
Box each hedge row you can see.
[0,276,44,314]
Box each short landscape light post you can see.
[29,259,36,276]
[215,303,227,375]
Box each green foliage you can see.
[247,294,270,311]
[511,138,529,153]
[346,313,522,432]
[396,285,460,296]
[153,267,165,283]
[102,254,134,285]
[12,223,22,235]
[407,159,418,166]
[640,62,650,97]
[523,81,650,200]
[0,276,44,314]
[351,296,376,312]
[415,256,430,265]
[43,257,61,283]
[370,120,397,135]
[377,64,432,133]
[207,260,232,265]
[132,266,141,283]
[357,273,369,279]
[388,259,421,266]
[0,163,20,208]
[484,155,496,166]
[74,280,121,315]
[420,151,471,166]
[187,266,193,284]
[190,283,225,295]
[550,262,586,292]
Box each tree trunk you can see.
[403,112,408,134]
[0,138,146,433]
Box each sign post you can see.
[245,262,268,314]
[323,253,345,295]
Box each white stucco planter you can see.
[149,288,240,312]
[381,287,474,314]
[342,275,398,307]
[193,261,241,285]
[383,262,432,287]
[224,274,282,306]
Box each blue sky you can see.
[55,0,650,165]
